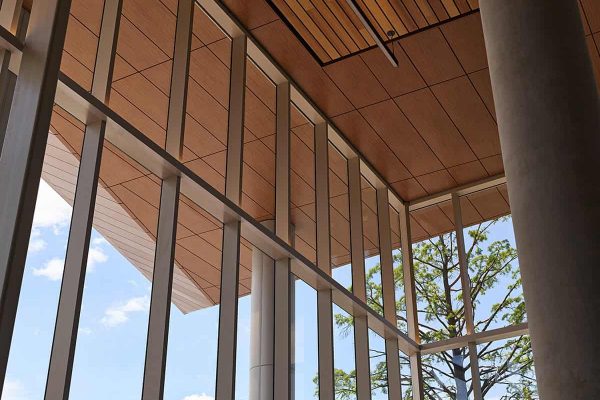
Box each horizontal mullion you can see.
[420,322,529,355]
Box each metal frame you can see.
[216,33,246,400]
[0,0,532,398]
[348,157,371,400]
[0,1,73,395]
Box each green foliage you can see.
[323,217,537,399]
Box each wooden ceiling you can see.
[40,0,600,307]
[267,0,479,65]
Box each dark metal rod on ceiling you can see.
[344,0,399,67]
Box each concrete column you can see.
[249,246,275,400]
[480,1,600,399]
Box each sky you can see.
[1,180,529,400]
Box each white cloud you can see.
[101,296,149,328]
[92,237,108,246]
[29,238,47,253]
[79,327,93,335]
[87,245,108,272]
[182,394,215,400]
[32,180,72,234]
[3,378,28,400]
[33,257,65,281]
[31,242,108,281]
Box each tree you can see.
[327,217,537,399]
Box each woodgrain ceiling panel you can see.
[324,55,388,108]
[440,12,487,73]
[266,0,477,64]
[415,169,455,194]
[431,76,500,159]
[400,28,463,85]
[395,88,477,167]
[390,178,427,201]
[581,0,600,33]
[332,110,411,183]
[359,99,443,176]
[359,42,425,98]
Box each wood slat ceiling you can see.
[267,0,479,64]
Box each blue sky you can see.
[2,180,528,400]
[1,181,367,400]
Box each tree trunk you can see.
[452,348,468,400]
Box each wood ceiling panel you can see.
[415,169,456,194]
[113,73,170,130]
[466,187,510,221]
[390,178,427,201]
[480,154,504,176]
[581,0,600,33]
[116,16,169,71]
[70,0,104,35]
[266,0,477,64]
[448,160,488,185]
[417,205,455,237]
[359,99,443,176]
[359,42,425,98]
[440,12,487,73]
[400,28,464,85]
[324,55,388,108]
[332,111,411,183]
[122,0,176,57]
[431,76,500,158]
[468,68,496,120]
[251,20,354,116]
[395,88,477,167]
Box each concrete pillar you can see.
[479,1,600,399]
[249,246,275,400]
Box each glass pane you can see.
[290,105,316,263]
[361,177,382,317]
[3,106,84,399]
[389,205,407,333]
[332,304,357,400]
[411,206,464,343]
[163,194,224,400]
[183,5,231,194]
[461,187,527,332]
[61,0,103,91]
[241,58,276,222]
[422,348,472,399]
[478,336,537,399]
[328,143,351,285]
[109,0,178,149]
[368,330,388,400]
[70,124,161,398]
[294,277,319,400]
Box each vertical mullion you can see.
[141,1,192,398]
[0,0,73,394]
[142,176,181,400]
[398,205,424,400]
[43,123,106,400]
[314,123,334,400]
[348,157,371,400]
[165,0,193,158]
[376,187,402,400]
[215,34,246,400]
[43,0,121,395]
[274,81,291,399]
[452,193,482,400]
[0,0,21,152]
